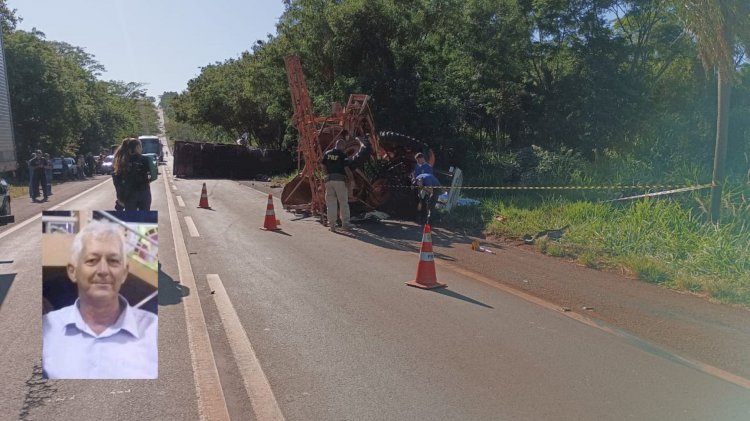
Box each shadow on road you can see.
[0,273,15,309]
[267,229,292,236]
[350,227,457,261]
[433,288,494,309]
[158,268,189,306]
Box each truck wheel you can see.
[0,196,9,216]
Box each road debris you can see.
[470,240,495,254]
[523,225,570,244]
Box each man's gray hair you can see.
[70,220,128,264]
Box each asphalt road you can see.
[0,134,748,420]
[0,162,200,420]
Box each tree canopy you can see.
[1,1,158,170]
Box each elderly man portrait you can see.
[42,219,158,379]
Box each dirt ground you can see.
[244,179,750,384]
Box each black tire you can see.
[0,196,10,217]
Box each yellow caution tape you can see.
[386,183,712,191]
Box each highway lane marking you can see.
[207,274,286,421]
[339,220,750,392]
[172,184,177,191]
[177,196,185,207]
[185,216,200,237]
[0,178,111,241]
[163,170,231,421]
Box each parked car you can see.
[100,155,114,174]
[51,157,78,180]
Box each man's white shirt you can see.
[42,296,158,379]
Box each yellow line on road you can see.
[163,170,230,421]
[185,216,200,237]
[207,274,285,421]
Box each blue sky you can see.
[8,0,286,100]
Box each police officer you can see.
[321,130,365,232]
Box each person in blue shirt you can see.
[413,152,433,178]
[42,220,157,379]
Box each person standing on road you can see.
[86,153,96,176]
[28,152,38,200]
[44,153,53,197]
[321,130,367,232]
[28,150,48,201]
[77,155,86,180]
[113,138,153,211]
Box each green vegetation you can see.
[271,172,300,185]
[0,3,159,178]
[482,185,750,305]
[163,0,749,303]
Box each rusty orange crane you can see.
[282,56,438,221]
[282,56,386,220]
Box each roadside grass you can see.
[9,184,26,199]
[7,179,72,199]
[271,172,298,185]
[482,185,750,306]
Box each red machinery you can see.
[282,56,438,221]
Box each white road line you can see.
[184,216,200,237]
[163,171,230,420]
[0,178,111,241]
[355,227,750,391]
[172,184,177,191]
[176,196,185,207]
[207,274,285,421]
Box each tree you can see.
[670,0,750,221]
[0,0,19,32]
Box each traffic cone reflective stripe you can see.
[260,193,282,231]
[198,183,211,209]
[406,224,446,289]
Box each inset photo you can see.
[41,210,158,379]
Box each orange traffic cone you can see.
[406,224,446,289]
[198,183,211,209]
[260,193,282,231]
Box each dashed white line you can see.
[184,216,200,237]
[176,196,185,207]
[163,170,230,421]
[206,274,285,421]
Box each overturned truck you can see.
[172,141,294,179]
[281,56,459,222]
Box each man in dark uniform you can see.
[321,130,371,232]
[29,150,48,201]
[321,133,351,232]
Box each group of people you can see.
[320,130,440,231]
[28,137,155,211]
[27,150,52,201]
[27,151,107,202]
